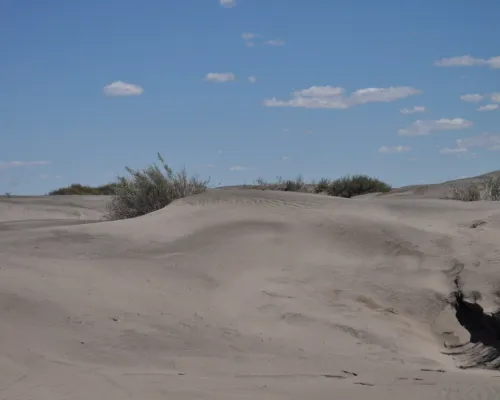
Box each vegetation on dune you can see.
[48,156,394,219]
[253,175,306,192]
[252,174,392,198]
[49,183,118,195]
[105,153,209,220]
[449,176,500,202]
[324,175,392,198]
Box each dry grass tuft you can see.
[105,153,209,220]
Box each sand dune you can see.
[2,188,500,399]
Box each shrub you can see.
[450,184,481,202]
[49,183,117,196]
[485,176,500,201]
[450,176,500,201]
[105,153,209,220]
[252,175,306,192]
[314,178,330,193]
[283,175,304,192]
[327,175,392,198]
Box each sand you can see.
[2,188,500,399]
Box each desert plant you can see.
[5,192,11,198]
[282,175,304,192]
[254,177,267,186]
[314,178,330,193]
[485,176,500,201]
[49,183,118,195]
[105,153,209,220]
[327,174,392,198]
[252,175,305,192]
[449,184,481,202]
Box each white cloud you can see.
[434,55,500,69]
[298,86,345,97]
[281,156,291,161]
[40,174,62,180]
[205,72,236,83]
[264,85,421,109]
[305,130,313,135]
[230,165,252,171]
[220,0,236,8]
[440,147,468,154]
[398,118,472,136]
[378,145,411,153]
[460,93,484,103]
[0,161,50,170]
[478,104,499,112]
[400,106,426,114]
[241,32,258,40]
[248,76,257,84]
[241,32,258,47]
[103,81,144,96]
[265,39,285,47]
[491,93,500,103]
[440,133,500,154]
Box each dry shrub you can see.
[326,175,392,198]
[450,177,500,202]
[252,175,305,192]
[106,153,209,220]
[450,184,481,202]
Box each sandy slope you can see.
[2,189,500,399]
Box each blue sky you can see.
[1,0,499,195]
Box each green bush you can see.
[49,183,117,195]
[105,153,209,220]
[326,175,392,198]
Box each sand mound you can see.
[2,189,500,399]
[0,195,109,230]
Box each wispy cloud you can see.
[265,39,285,47]
[400,106,425,114]
[281,156,292,161]
[399,118,472,136]
[241,32,258,40]
[440,147,469,155]
[40,174,62,180]
[492,93,500,103]
[248,76,257,84]
[220,0,236,8]
[434,55,500,69]
[229,165,253,171]
[378,145,411,153]
[264,86,421,109]
[460,93,484,103]
[205,72,236,83]
[478,104,499,112]
[440,133,500,154]
[0,160,50,170]
[241,32,258,47]
[103,81,144,96]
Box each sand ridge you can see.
[1,189,500,399]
